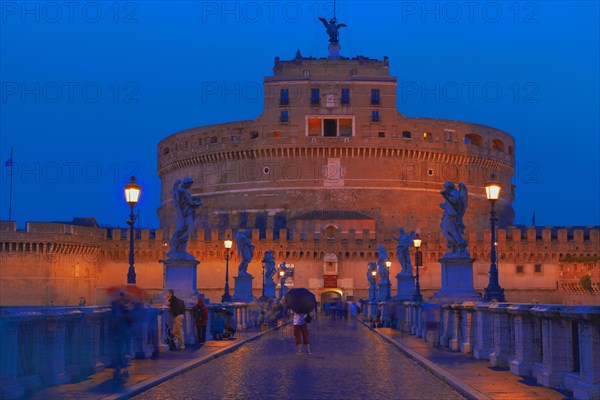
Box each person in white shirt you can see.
[292,311,311,355]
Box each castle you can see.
[0,41,598,307]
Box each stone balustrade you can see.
[0,302,277,399]
[397,301,599,400]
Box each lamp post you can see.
[261,257,267,298]
[279,267,285,299]
[124,176,141,285]
[412,234,423,302]
[221,238,233,302]
[370,269,377,302]
[483,182,506,302]
[385,260,392,300]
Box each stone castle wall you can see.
[1,221,597,306]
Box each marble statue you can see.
[167,177,202,260]
[393,228,416,275]
[367,261,377,285]
[236,229,254,276]
[318,16,347,44]
[376,243,390,282]
[264,250,276,282]
[440,181,469,256]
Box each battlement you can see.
[1,221,597,262]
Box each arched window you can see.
[464,133,483,146]
[492,139,505,152]
[326,225,336,239]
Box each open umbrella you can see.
[283,288,317,314]
[106,284,145,306]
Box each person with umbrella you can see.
[284,288,317,355]
[292,310,311,355]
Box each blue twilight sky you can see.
[0,1,599,229]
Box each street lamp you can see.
[279,266,286,299]
[483,182,506,301]
[412,234,423,302]
[370,268,377,302]
[221,238,233,302]
[124,176,141,285]
[385,260,392,300]
[261,257,267,298]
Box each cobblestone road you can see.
[134,316,465,400]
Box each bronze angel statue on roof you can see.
[319,17,347,45]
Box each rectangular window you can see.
[210,136,218,144]
[280,89,289,105]
[402,131,412,139]
[311,88,320,105]
[378,132,386,138]
[250,131,259,139]
[341,89,350,105]
[371,89,380,105]
[516,265,524,274]
[323,119,337,137]
[280,111,289,123]
[339,119,353,137]
[308,118,321,136]
[534,264,542,273]
[371,111,380,122]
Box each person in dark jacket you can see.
[165,289,185,349]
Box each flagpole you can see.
[8,147,13,222]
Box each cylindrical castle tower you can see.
[158,54,515,236]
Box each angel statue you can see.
[236,230,254,277]
[376,243,390,282]
[440,181,469,257]
[167,177,202,260]
[263,250,277,283]
[318,16,347,45]
[393,228,416,275]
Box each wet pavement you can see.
[133,317,465,400]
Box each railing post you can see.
[489,303,512,368]
[460,302,476,354]
[449,303,461,351]
[474,302,493,360]
[531,305,569,388]
[508,304,536,376]
[0,311,25,399]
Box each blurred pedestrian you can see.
[192,297,208,346]
[165,289,185,349]
[292,311,311,355]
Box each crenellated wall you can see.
[0,221,597,306]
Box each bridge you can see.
[2,301,597,399]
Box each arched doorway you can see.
[320,290,342,313]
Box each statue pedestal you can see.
[395,273,415,301]
[233,275,254,302]
[328,44,340,59]
[432,256,481,303]
[264,280,276,299]
[377,281,390,302]
[161,258,201,305]
[368,285,377,302]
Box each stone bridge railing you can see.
[385,301,599,400]
[0,302,279,399]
